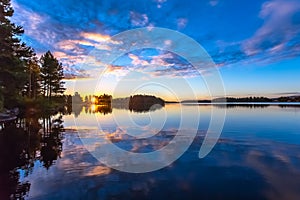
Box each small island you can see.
[112,95,165,112]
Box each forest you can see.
[0,0,66,113]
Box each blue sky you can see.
[11,0,300,100]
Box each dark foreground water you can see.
[1,104,300,199]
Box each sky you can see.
[11,0,300,100]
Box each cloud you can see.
[56,32,120,56]
[155,0,167,8]
[242,0,300,57]
[210,45,246,67]
[146,23,155,31]
[53,31,125,78]
[177,18,188,29]
[11,1,126,79]
[12,0,300,81]
[11,2,56,48]
[106,64,126,72]
[63,65,90,80]
[164,40,172,46]
[209,0,300,67]
[130,11,149,27]
[53,51,89,79]
[128,52,176,69]
[12,0,206,79]
[273,92,300,96]
[122,51,202,78]
[84,165,111,176]
[56,40,84,51]
[13,0,133,32]
[62,56,114,80]
[150,53,174,67]
[12,2,45,30]
[53,51,85,64]
[80,32,121,45]
[129,54,150,66]
[209,0,218,6]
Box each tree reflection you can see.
[0,113,64,199]
[0,124,34,200]
[41,115,64,169]
[70,104,113,117]
[94,105,112,115]
[72,104,83,118]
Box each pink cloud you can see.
[80,32,121,45]
[106,65,126,72]
[150,53,174,67]
[128,54,150,66]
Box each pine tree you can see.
[40,51,65,99]
[23,57,41,99]
[53,62,65,96]
[0,0,35,108]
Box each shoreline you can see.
[167,102,300,106]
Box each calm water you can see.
[1,104,300,199]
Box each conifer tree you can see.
[0,0,35,108]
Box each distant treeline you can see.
[213,97,273,102]
[71,93,165,113]
[180,95,300,103]
[276,96,300,102]
[71,92,112,105]
[217,96,300,103]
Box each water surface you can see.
[1,104,300,199]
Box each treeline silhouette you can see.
[213,97,272,102]
[68,92,113,117]
[190,96,300,103]
[213,104,271,109]
[71,92,112,105]
[129,95,165,112]
[0,0,66,113]
[112,95,165,113]
[276,96,300,102]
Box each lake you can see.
[1,104,300,199]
